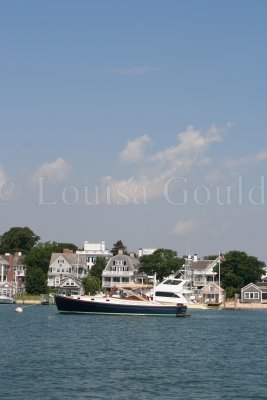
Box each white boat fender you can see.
[15,307,23,313]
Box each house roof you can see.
[202,282,225,294]
[256,282,267,289]
[50,253,87,266]
[0,282,16,289]
[59,275,82,287]
[241,282,267,292]
[190,260,214,271]
[106,254,140,270]
[0,256,9,265]
[0,254,24,266]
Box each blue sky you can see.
[0,0,267,262]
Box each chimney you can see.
[130,252,135,258]
[193,254,198,262]
[118,249,123,255]
[63,249,74,254]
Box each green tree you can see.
[0,227,40,254]
[25,267,48,294]
[89,257,107,281]
[111,240,128,256]
[214,250,265,297]
[82,275,101,295]
[139,249,184,282]
[24,241,78,293]
[24,242,78,274]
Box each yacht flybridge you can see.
[153,276,195,304]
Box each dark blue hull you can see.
[55,296,187,317]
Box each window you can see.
[104,277,111,282]
[113,277,120,283]
[163,279,182,285]
[122,277,129,283]
[244,292,259,299]
[155,291,181,298]
[194,276,204,282]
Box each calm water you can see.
[0,305,266,400]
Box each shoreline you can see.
[187,301,267,310]
[15,299,41,305]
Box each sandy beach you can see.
[187,300,267,310]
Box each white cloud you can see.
[255,151,267,161]
[102,124,229,203]
[32,158,71,184]
[171,220,200,236]
[204,170,225,185]
[224,150,267,171]
[150,125,223,164]
[0,167,6,181]
[119,135,151,163]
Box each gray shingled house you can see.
[240,282,267,303]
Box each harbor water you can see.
[0,305,266,400]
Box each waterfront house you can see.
[0,255,9,283]
[188,255,220,288]
[57,276,84,296]
[76,241,112,271]
[201,282,226,304]
[0,253,26,295]
[48,250,87,287]
[102,250,150,289]
[240,282,267,303]
[0,281,16,298]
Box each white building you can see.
[0,253,26,294]
[138,248,157,257]
[47,250,87,287]
[76,241,112,270]
[102,250,150,289]
[180,254,223,290]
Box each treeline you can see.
[0,227,266,297]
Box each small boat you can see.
[55,291,187,317]
[0,295,15,304]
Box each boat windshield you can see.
[163,279,182,285]
[155,291,181,298]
